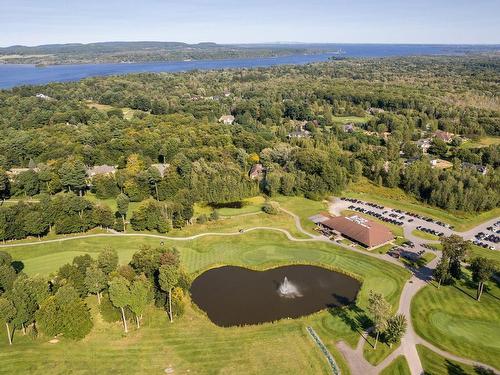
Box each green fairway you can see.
[344,179,500,231]
[380,355,411,375]
[411,279,500,370]
[416,345,476,375]
[0,229,409,374]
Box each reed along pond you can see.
[190,265,360,327]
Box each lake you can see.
[0,44,497,89]
[190,265,360,327]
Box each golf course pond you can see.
[190,265,361,327]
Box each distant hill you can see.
[0,41,330,65]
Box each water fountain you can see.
[278,276,302,298]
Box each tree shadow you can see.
[452,284,477,301]
[329,303,370,339]
[11,260,24,273]
[445,360,468,375]
[474,366,495,375]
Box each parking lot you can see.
[331,198,499,251]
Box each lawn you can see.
[411,278,500,370]
[411,229,440,241]
[362,339,399,366]
[0,230,410,374]
[380,355,411,375]
[85,100,137,120]
[272,195,327,234]
[460,136,500,149]
[214,196,266,216]
[344,179,500,232]
[417,345,477,375]
[331,115,372,124]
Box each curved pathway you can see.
[0,205,498,374]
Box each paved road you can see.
[1,205,498,374]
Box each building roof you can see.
[218,115,235,124]
[87,165,116,177]
[151,163,170,178]
[249,164,265,179]
[433,130,453,142]
[321,215,393,248]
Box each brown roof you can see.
[322,215,393,248]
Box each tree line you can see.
[0,245,188,344]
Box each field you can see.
[85,100,137,120]
[416,345,476,375]
[331,115,372,125]
[344,179,500,231]
[0,229,410,374]
[411,278,500,370]
[380,355,411,375]
[460,136,500,149]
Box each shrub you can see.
[262,202,279,215]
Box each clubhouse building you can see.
[311,213,394,250]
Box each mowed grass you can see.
[416,345,476,375]
[411,229,440,241]
[411,278,500,370]
[380,355,411,375]
[362,340,399,366]
[460,136,500,149]
[344,179,500,231]
[272,195,327,234]
[331,115,372,124]
[0,231,410,374]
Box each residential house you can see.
[367,107,385,115]
[249,164,265,180]
[462,162,488,175]
[342,123,355,133]
[416,138,431,153]
[6,167,39,181]
[433,130,454,143]
[218,115,235,125]
[86,165,117,178]
[287,121,311,138]
[151,163,170,178]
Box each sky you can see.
[1,0,499,47]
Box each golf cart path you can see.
[1,206,498,374]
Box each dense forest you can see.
[0,56,499,241]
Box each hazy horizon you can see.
[1,0,499,47]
